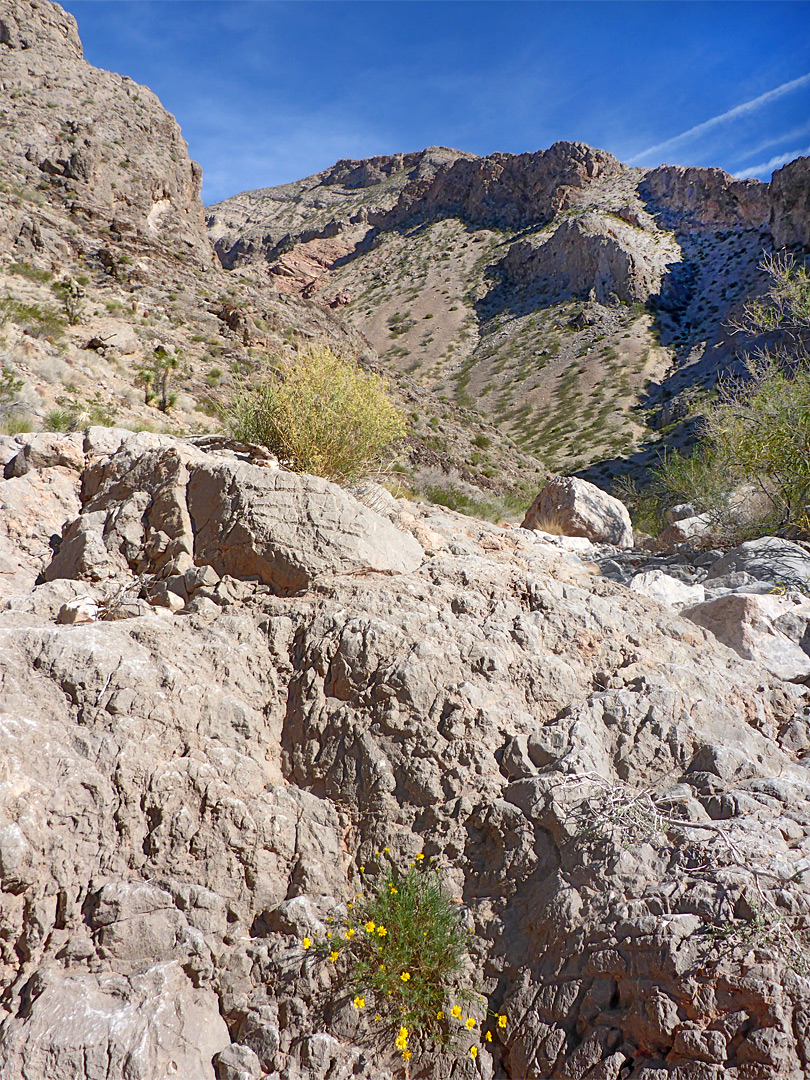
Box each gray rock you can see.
[187,459,424,593]
[707,535,810,589]
[684,591,810,681]
[0,963,230,1079]
[629,569,705,608]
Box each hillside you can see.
[0,0,541,519]
[208,145,810,484]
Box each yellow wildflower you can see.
[470,1046,478,1060]
[400,971,411,982]
[395,1026,408,1051]
[330,950,339,961]
[359,865,365,872]
[353,995,365,1010]
[380,963,386,971]
[451,1005,462,1018]
[497,1014,507,1029]
[377,925,387,936]
[345,928,355,940]
[384,846,391,853]
[485,1031,493,1043]
[389,886,398,894]
[302,937,311,950]
[326,931,332,938]
[437,1010,444,1020]
[465,1017,476,1029]
[365,921,376,933]
[416,853,425,860]
[402,1050,412,1061]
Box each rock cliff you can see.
[1,429,810,1080]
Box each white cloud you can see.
[628,71,810,165]
[733,145,810,179]
[729,120,810,165]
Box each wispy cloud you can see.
[628,72,810,164]
[728,120,810,165]
[734,144,810,179]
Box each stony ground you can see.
[2,428,810,1080]
[2,5,810,1079]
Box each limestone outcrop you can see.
[0,0,212,264]
[499,209,681,305]
[2,430,810,1079]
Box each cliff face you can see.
[0,0,212,264]
[770,157,810,250]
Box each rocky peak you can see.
[376,140,628,232]
[639,163,770,230]
[0,0,82,59]
[322,146,474,190]
[769,155,810,249]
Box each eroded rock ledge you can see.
[1,431,810,1079]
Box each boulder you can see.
[44,438,424,593]
[0,465,82,600]
[522,475,633,548]
[629,569,705,609]
[658,511,713,546]
[706,535,810,588]
[0,963,229,1080]
[187,460,424,593]
[683,591,810,681]
[3,433,84,478]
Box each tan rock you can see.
[522,475,633,548]
[683,591,810,681]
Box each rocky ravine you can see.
[1,428,810,1080]
[208,145,810,481]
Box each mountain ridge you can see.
[207,143,809,481]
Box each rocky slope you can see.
[0,0,540,517]
[208,144,810,483]
[2,428,810,1080]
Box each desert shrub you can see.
[643,254,810,539]
[8,261,51,283]
[44,407,76,432]
[225,345,406,482]
[301,856,507,1063]
[0,296,65,340]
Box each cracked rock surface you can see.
[1,431,810,1078]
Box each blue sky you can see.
[60,1,810,206]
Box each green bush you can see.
[225,345,406,482]
[301,856,509,1063]
[642,254,810,539]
